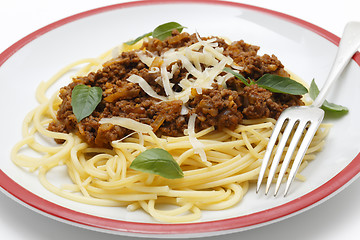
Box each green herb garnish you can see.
[125,32,153,46]
[256,74,308,95]
[71,84,103,122]
[152,22,186,41]
[309,79,348,114]
[125,22,186,45]
[130,148,184,179]
[224,67,308,95]
[223,67,249,86]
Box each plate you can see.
[1,0,360,238]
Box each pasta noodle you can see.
[11,36,331,223]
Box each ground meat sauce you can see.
[48,31,304,148]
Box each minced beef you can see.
[47,30,304,148]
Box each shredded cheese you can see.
[99,117,153,134]
[132,36,235,105]
[188,114,211,166]
[160,64,175,98]
[136,51,155,67]
[126,75,168,101]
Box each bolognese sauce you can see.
[48,30,303,148]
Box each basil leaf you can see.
[125,32,152,45]
[71,85,103,122]
[309,79,320,100]
[130,148,184,179]
[256,74,308,95]
[223,67,249,86]
[152,22,186,41]
[125,22,186,45]
[309,79,349,113]
[322,102,349,113]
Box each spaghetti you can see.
[11,29,330,223]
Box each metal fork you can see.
[256,22,360,196]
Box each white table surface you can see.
[1,0,360,239]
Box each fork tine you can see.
[283,119,323,196]
[265,118,298,195]
[273,120,308,196]
[256,113,288,193]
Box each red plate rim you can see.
[1,0,360,236]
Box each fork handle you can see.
[312,22,360,108]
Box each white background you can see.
[1,0,360,239]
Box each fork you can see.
[256,22,360,196]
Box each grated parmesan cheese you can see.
[188,114,211,166]
[126,75,168,101]
[99,117,153,134]
[148,67,160,73]
[136,51,155,67]
[128,36,234,106]
[160,64,175,98]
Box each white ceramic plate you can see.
[1,0,360,238]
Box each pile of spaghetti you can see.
[11,24,330,223]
